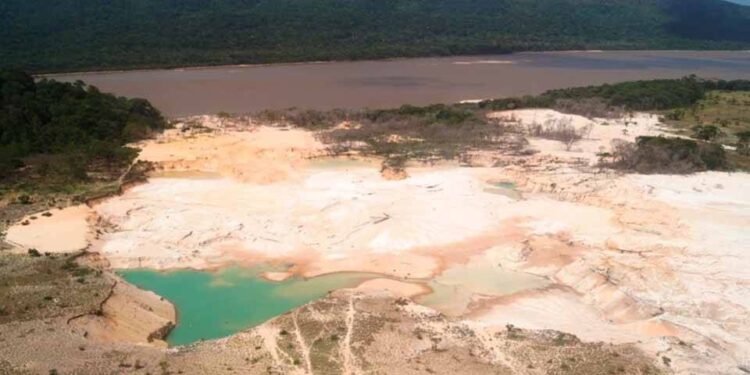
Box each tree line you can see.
[0,69,165,181]
[2,0,750,72]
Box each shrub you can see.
[608,136,729,174]
[666,109,685,121]
[525,118,591,151]
[699,142,729,170]
[553,98,623,119]
[28,248,42,257]
[313,103,517,162]
[691,125,720,141]
[544,76,707,111]
[121,119,155,142]
[0,147,24,178]
[479,95,555,111]
[736,130,750,156]
[633,136,703,173]
[434,107,476,125]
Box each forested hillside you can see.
[0,69,164,183]
[2,0,750,72]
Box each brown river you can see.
[48,51,750,117]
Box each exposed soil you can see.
[2,111,748,374]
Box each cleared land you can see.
[3,108,749,373]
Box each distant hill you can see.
[2,0,750,73]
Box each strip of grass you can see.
[661,91,750,144]
[0,252,110,324]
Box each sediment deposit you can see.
[4,110,749,374]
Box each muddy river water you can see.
[49,51,750,117]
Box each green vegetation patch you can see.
[257,104,524,166]
[0,252,109,324]
[662,91,750,144]
[0,69,165,180]
[481,76,750,113]
[657,89,750,170]
[0,70,162,236]
[543,77,707,111]
[258,77,750,172]
[480,77,750,172]
[605,136,729,174]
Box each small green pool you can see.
[484,181,522,200]
[119,267,376,346]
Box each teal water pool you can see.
[484,181,522,200]
[120,261,548,346]
[119,267,376,346]
[416,258,549,316]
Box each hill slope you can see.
[2,0,750,72]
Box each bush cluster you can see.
[608,136,729,174]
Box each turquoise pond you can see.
[118,267,377,346]
[120,259,549,346]
[483,181,522,200]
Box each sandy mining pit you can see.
[5,111,750,374]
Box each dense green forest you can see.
[0,69,165,183]
[479,76,750,112]
[2,0,750,72]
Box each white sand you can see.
[490,109,667,164]
[93,167,516,271]
[469,288,656,344]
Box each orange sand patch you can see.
[70,281,175,347]
[136,126,327,183]
[6,205,92,253]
